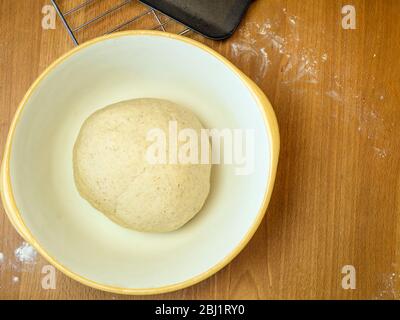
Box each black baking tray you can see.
[140,0,252,40]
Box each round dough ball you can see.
[73,98,211,232]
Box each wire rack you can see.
[51,0,191,45]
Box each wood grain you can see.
[1,0,399,300]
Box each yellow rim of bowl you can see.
[0,30,280,295]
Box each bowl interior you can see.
[9,33,272,290]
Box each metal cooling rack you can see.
[51,0,191,46]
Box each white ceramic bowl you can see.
[0,31,279,294]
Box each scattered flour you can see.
[230,8,390,161]
[325,90,343,102]
[288,15,297,26]
[373,147,387,159]
[14,242,37,264]
[230,14,321,86]
[12,276,19,284]
[375,273,399,300]
[230,40,271,83]
[0,252,4,264]
[283,48,320,84]
[356,106,391,159]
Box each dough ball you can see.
[73,98,211,232]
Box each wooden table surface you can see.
[1,0,399,300]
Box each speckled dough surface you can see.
[73,98,211,232]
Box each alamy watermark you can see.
[41,265,56,290]
[41,5,56,30]
[341,5,356,30]
[146,121,255,176]
[341,265,356,290]
[42,4,357,31]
